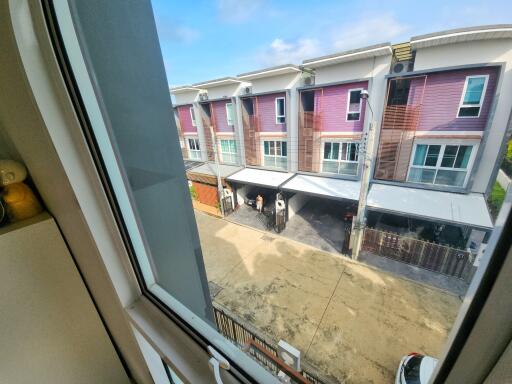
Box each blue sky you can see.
[152,0,512,86]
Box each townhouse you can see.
[171,24,512,267]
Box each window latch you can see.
[208,346,230,384]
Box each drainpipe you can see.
[210,126,225,217]
[352,91,376,260]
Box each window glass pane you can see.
[441,145,458,168]
[226,103,234,125]
[281,141,287,157]
[454,145,472,168]
[324,142,332,159]
[425,145,441,166]
[339,162,358,175]
[276,98,285,115]
[322,161,338,173]
[348,90,362,114]
[340,143,347,161]
[269,141,275,155]
[348,143,358,161]
[408,167,436,183]
[464,77,485,105]
[413,144,427,166]
[458,106,480,117]
[276,142,281,156]
[347,112,360,121]
[264,141,269,155]
[331,143,339,160]
[435,170,467,187]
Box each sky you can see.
[151,0,512,87]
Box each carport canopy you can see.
[367,183,493,229]
[226,167,295,188]
[281,174,361,201]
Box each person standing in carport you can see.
[256,194,263,213]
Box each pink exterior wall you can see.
[256,92,287,132]
[314,81,368,132]
[211,99,234,133]
[411,67,498,131]
[177,104,197,133]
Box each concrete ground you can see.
[195,211,462,384]
[282,198,349,254]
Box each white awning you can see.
[226,168,294,189]
[367,184,493,229]
[281,174,361,201]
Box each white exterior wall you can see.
[287,192,307,220]
[203,82,247,100]
[174,89,200,105]
[414,39,512,194]
[246,72,301,94]
[313,55,391,85]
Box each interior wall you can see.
[0,215,129,383]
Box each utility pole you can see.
[351,91,376,260]
[210,126,225,217]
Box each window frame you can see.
[275,97,286,124]
[320,139,360,176]
[262,139,288,169]
[457,75,489,119]
[189,106,197,126]
[225,102,234,126]
[406,139,479,188]
[346,88,363,122]
[219,138,237,164]
[186,136,201,160]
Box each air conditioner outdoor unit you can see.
[199,93,208,101]
[391,61,413,75]
[244,86,252,95]
[303,75,315,87]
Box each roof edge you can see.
[302,42,392,65]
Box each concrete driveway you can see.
[195,211,461,384]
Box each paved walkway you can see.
[195,211,462,384]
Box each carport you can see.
[226,168,294,231]
[279,174,361,254]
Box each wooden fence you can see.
[362,228,473,279]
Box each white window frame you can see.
[262,139,287,169]
[457,75,489,119]
[320,139,360,175]
[187,137,201,160]
[275,97,286,124]
[406,139,480,188]
[225,102,234,126]
[189,106,197,126]
[219,138,237,164]
[346,88,363,122]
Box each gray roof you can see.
[302,42,391,64]
[237,64,301,78]
[183,160,203,171]
[187,162,242,178]
[192,77,242,87]
[411,24,512,41]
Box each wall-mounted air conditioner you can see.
[302,74,315,87]
[199,93,208,101]
[391,61,413,75]
[244,86,252,95]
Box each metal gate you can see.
[362,228,473,279]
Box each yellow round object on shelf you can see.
[2,182,43,222]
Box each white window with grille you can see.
[407,141,478,187]
[263,140,287,169]
[322,141,360,175]
[346,89,363,121]
[187,137,201,160]
[220,139,237,164]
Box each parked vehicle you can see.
[395,353,438,384]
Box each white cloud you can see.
[257,38,323,66]
[331,13,409,51]
[217,0,265,23]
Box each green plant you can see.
[488,182,506,219]
[189,185,198,201]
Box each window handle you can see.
[208,346,230,384]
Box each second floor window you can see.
[187,137,201,160]
[263,140,287,169]
[458,75,488,118]
[225,103,234,126]
[275,97,286,124]
[189,106,197,126]
[347,89,363,121]
[322,141,359,175]
[408,143,474,187]
[220,139,237,164]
